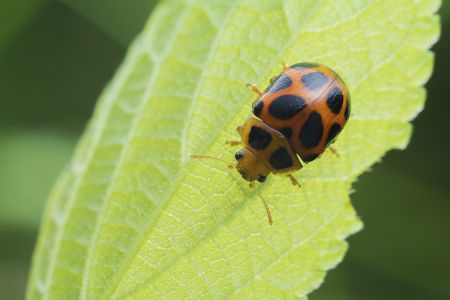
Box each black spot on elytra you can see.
[268,94,307,120]
[279,127,293,139]
[344,96,351,120]
[267,74,292,93]
[326,123,342,147]
[248,126,272,150]
[302,153,319,163]
[301,72,329,90]
[326,87,344,114]
[299,111,323,149]
[252,100,263,116]
[269,147,293,170]
[290,62,320,71]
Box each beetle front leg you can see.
[287,174,301,188]
[226,140,241,146]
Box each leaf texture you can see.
[27,0,440,299]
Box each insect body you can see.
[235,62,350,183]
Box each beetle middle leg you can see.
[246,83,263,97]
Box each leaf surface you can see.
[27,0,440,299]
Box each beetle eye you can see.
[235,151,243,161]
[257,175,266,183]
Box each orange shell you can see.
[252,63,350,163]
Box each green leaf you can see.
[27,0,440,299]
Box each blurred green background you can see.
[0,1,448,299]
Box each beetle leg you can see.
[328,146,340,157]
[268,63,290,85]
[259,194,273,225]
[226,140,241,146]
[246,83,263,97]
[287,174,301,188]
[249,184,273,225]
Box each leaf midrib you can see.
[108,0,335,297]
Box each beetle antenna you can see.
[248,182,273,225]
[259,193,273,225]
[191,155,273,225]
[190,155,234,169]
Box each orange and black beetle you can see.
[234,62,350,184]
[192,62,350,224]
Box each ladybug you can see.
[233,62,350,185]
[192,62,350,224]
